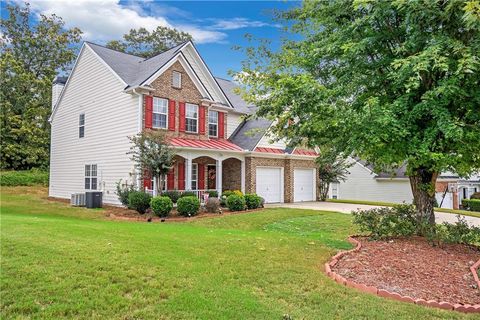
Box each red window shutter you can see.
[198,164,205,190]
[145,95,153,129]
[199,106,206,134]
[178,162,185,190]
[167,166,175,190]
[168,100,176,131]
[179,102,186,132]
[143,170,152,190]
[218,112,225,139]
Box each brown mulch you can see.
[333,237,480,305]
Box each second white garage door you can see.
[294,168,316,202]
[256,167,283,203]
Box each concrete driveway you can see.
[266,201,480,227]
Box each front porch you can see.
[144,149,245,200]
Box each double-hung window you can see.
[79,113,85,138]
[185,103,198,133]
[153,97,168,129]
[208,111,218,137]
[85,164,97,190]
[191,163,198,190]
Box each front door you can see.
[207,165,216,190]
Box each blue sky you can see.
[4,1,298,79]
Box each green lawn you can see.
[1,187,476,319]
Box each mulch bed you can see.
[332,237,480,305]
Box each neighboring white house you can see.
[49,41,319,205]
[332,158,480,209]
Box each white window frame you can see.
[185,103,198,133]
[208,110,218,137]
[152,97,168,129]
[172,71,182,89]
[191,163,198,190]
[151,174,168,191]
[85,164,97,190]
[79,113,85,138]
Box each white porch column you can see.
[240,160,245,194]
[152,177,157,196]
[216,159,223,195]
[185,157,192,191]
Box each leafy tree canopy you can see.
[128,130,176,193]
[316,150,352,201]
[236,0,480,222]
[106,26,192,58]
[0,2,82,169]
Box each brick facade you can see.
[245,156,318,203]
[143,61,227,140]
[222,158,242,191]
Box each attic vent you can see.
[172,71,182,88]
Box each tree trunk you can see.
[409,168,438,226]
[319,181,329,201]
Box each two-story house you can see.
[49,41,318,205]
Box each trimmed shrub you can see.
[259,197,265,208]
[0,169,49,186]
[226,194,246,211]
[177,196,200,216]
[222,190,243,198]
[163,190,181,203]
[150,196,173,217]
[180,191,196,198]
[205,197,220,213]
[244,193,262,210]
[462,199,480,212]
[128,191,152,214]
[352,204,417,239]
[115,180,135,207]
[426,216,480,247]
[207,190,218,198]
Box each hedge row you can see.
[462,199,480,212]
[0,170,49,186]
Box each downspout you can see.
[133,89,143,190]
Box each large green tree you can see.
[0,2,81,170]
[106,26,192,58]
[236,0,480,224]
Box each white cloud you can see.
[209,18,275,30]
[21,0,226,44]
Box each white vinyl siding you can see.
[49,45,139,205]
[153,97,168,129]
[226,113,241,138]
[185,103,198,133]
[256,134,288,150]
[337,161,414,204]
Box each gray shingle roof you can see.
[229,118,272,151]
[86,41,186,87]
[214,77,255,114]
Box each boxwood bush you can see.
[150,196,173,217]
[207,190,218,198]
[244,193,262,210]
[352,204,417,239]
[462,199,480,212]
[177,196,200,216]
[128,191,152,214]
[180,191,196,198]
[226,194,246,211]
[115,180,135,207]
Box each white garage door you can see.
[256,167,283,203]
[435,192,453,209]
[294,168,316,202]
